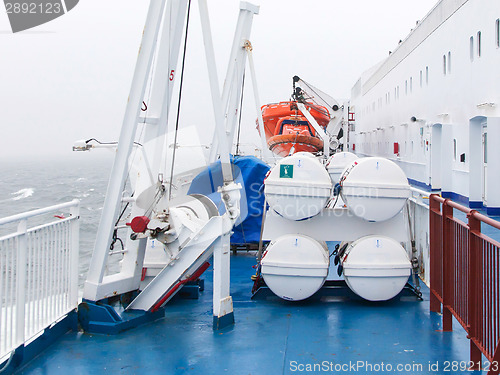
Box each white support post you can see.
[83,0,168,301]
[208,2,259,163]
[144,0,189,177]
[15,219,27,347]
[199,0,245,329]
[342,101,349,151]
[486,117,500,214]
[69,203,80,308]
[246,43,272,162]
[198,0,233,183]
[85,0,190,302]
[212,232,233,329]
[297,102,330,158]
[225,62,245,151]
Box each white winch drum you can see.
[264,153,332,221]
[341,235,412,301]
[260,234,330,301]
[340,157,410,222]
[326,152,358,185]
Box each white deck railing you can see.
[0,200,79,361]
[408,187,431,286]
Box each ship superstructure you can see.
[349,0,500,215]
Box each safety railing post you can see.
[442,199,453,331]
[429,194,441,312]
[467,210,482,369]
[70,203,80,309]
[15,219,27,347]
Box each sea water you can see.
[0,155,113,288]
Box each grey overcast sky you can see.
[0,0,437,160]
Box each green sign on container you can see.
[280,164,294,178]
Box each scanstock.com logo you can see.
[4,0,78,33]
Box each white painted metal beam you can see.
[297,102,330,158]
[84,0,168,301]
[209,2,259,163]
[262,208,409,242]
[247,43,272,162]
[198,0,232,182]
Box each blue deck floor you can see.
[18,252,484,375]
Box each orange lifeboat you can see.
[258,101,330,157]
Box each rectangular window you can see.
[496,19,500,47]
[420,70,423,87]
[443,55,447,75]
[453,139,457,161]
[448,52,451,73]
[470,36,474,61]
[483,132,487,163]
[477,31,482,57]
[410,77,413,92]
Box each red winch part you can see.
[126,216,150,233]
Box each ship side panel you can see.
[350,0,500,210]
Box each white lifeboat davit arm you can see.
[126,0,244,328]
[245,40,273,163]
[296,102,330,158]
[199,0,246,328]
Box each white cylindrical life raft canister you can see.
[341,235,411,301]
[260,234,330,301]
[340,157,410,222]
[264,153,332,221]
[326,151,358,185]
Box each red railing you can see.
[430,194,500,374]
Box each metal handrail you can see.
[470,210,500,230]
[0,199,79,226]
[0,200,80,361]
[429,194,500,374]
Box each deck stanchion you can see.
[15,219,27,347]
[429,194,441,312]
[212,233,234,329]
[70,203,80,309]
[468,210,482,369]
[442,199,453,331]
[491,340,500,375]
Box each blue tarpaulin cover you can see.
[188,155,270,244]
